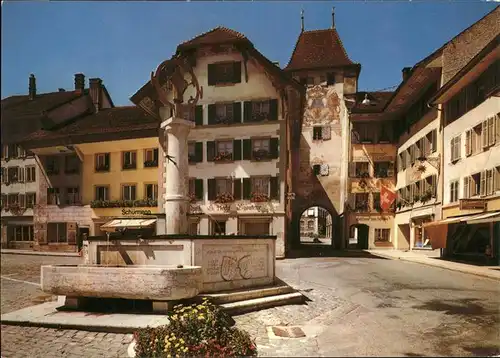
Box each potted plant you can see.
[214,152,232,162]
[250,192,269,202]
[188,193,197,203]
[214,192,234,204]
[252,149,270,161]
[413,194,421,203]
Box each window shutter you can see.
[270,138,279,159]
[313,165,321,176]
[233,140,242,161]
[195,142,203,163]
[18,167,25,182]
[464,176,470,199]
[207,64,216,86]
[206,141,216,162]
[415,141,421,160]
[496,114,500,144]
[465,130,471,156]
[431,129,437,153]
[105,153,110,167]
[243,101,252,123]
[242,139,252,160]
[195,179,204,200]
[320,164,329,176]
[488,116,495,146]
[233,179,242,200]
[207,104,216,125]
[321,126,331,140]
[232,102,242,123]
[270,176,279,200]
[410,145,415,164]
[67,222,77,245]
[269,99,278,121]
[195,105,203,126]
[233,62,242,84]
[207,179,216,200]
[348,162,356,177]
[480,171,486,196]
[487,169,494,195]
[19,194,25,208]
[482,120,488,148]
[242,178,251,199]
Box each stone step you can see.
[199,284,295,304]
[221,292,305,315]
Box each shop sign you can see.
[459,199,486,211]
[121,209,153,216]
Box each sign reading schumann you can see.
[122,209,153,216]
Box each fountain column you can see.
[160,107,194,235]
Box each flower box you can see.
[250,192,269,202]
[214,193,234,204]
[144,160,158,168]
[252,149,270,161]
[214,152,232,162]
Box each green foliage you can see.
[134,299,257,358]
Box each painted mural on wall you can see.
[303,85,341,129]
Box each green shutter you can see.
[233,102,242,123]
[206,141,216,162]
[233,62,242,83]
[208,104,216,125]
[242,139,252,160]
[195,179,204,200]
[243,178,251,199]
[269,99,278,121]
[195,105,203,126]
[207,179,216,200]
[233,140,242,161]
[233,179,242,200]
[270,138,279,159]
[207,64,216,86]
[243,101,252,123]
[195,142,203,162]
[270,176,279,200]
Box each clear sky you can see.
[1,1,497,106]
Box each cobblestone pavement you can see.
[2,253,499,357]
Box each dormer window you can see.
[207,62,241,85]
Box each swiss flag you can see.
[380,185,397,212]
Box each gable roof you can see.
[285,29,357,72]
[177,26,248,50]
[20,106,158,149]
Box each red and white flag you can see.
[380,185,397,212]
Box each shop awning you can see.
[422,212,499,249]
[100,218,157,232]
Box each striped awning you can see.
[100,218,157,231]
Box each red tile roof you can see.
[21,106,158,148]
[178,26,248,49]
[285,29,356,71]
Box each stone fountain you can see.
[41,57,290,314]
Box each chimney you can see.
[58,88,66,92]
[331,7,335,29]
[74,73,85,94]
[402,67,412,81]
[89,78,103,113]
[28,74,36,100]
[301,9,304,32]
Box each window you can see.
[47,188,60,205]
[208,62,240,85]
[47,223,67,243]
[46,156,59,175]
[7,194,18,207]
[375,228,390,242]
[215,178,232,196]
[450,180,459,203]
[25,166,36,182]
[215,103,234,123]
[307,220,314,229]
[326,73,335,86]
[95,186,109,201]
[251,177,270,196]
[313,127,323,140]
[7,167,19,183]
[215,140,233,161]
[212,220,226,235]
[188,142,196,163]
[122,184,137,201]
[12,226,34,241]
[354,162,370,178]
[470,172,481,197]
[252,100,270,119]
[354,193,369,212]
[496,166,500,192]
[374,162,391,178]
[26,193,36,208]
[145,184,158,201]
[373,193,381,211]
[122,151,137,170]
[66,187,79,205]
[252,138,270,160]
[426,129,437,154]
[95,153,110,172]
[64,155,80,174]
[144,148,159,167]
[450,135,461,163]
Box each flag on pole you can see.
[380,184,397,212]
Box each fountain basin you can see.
[41,265,203,301]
